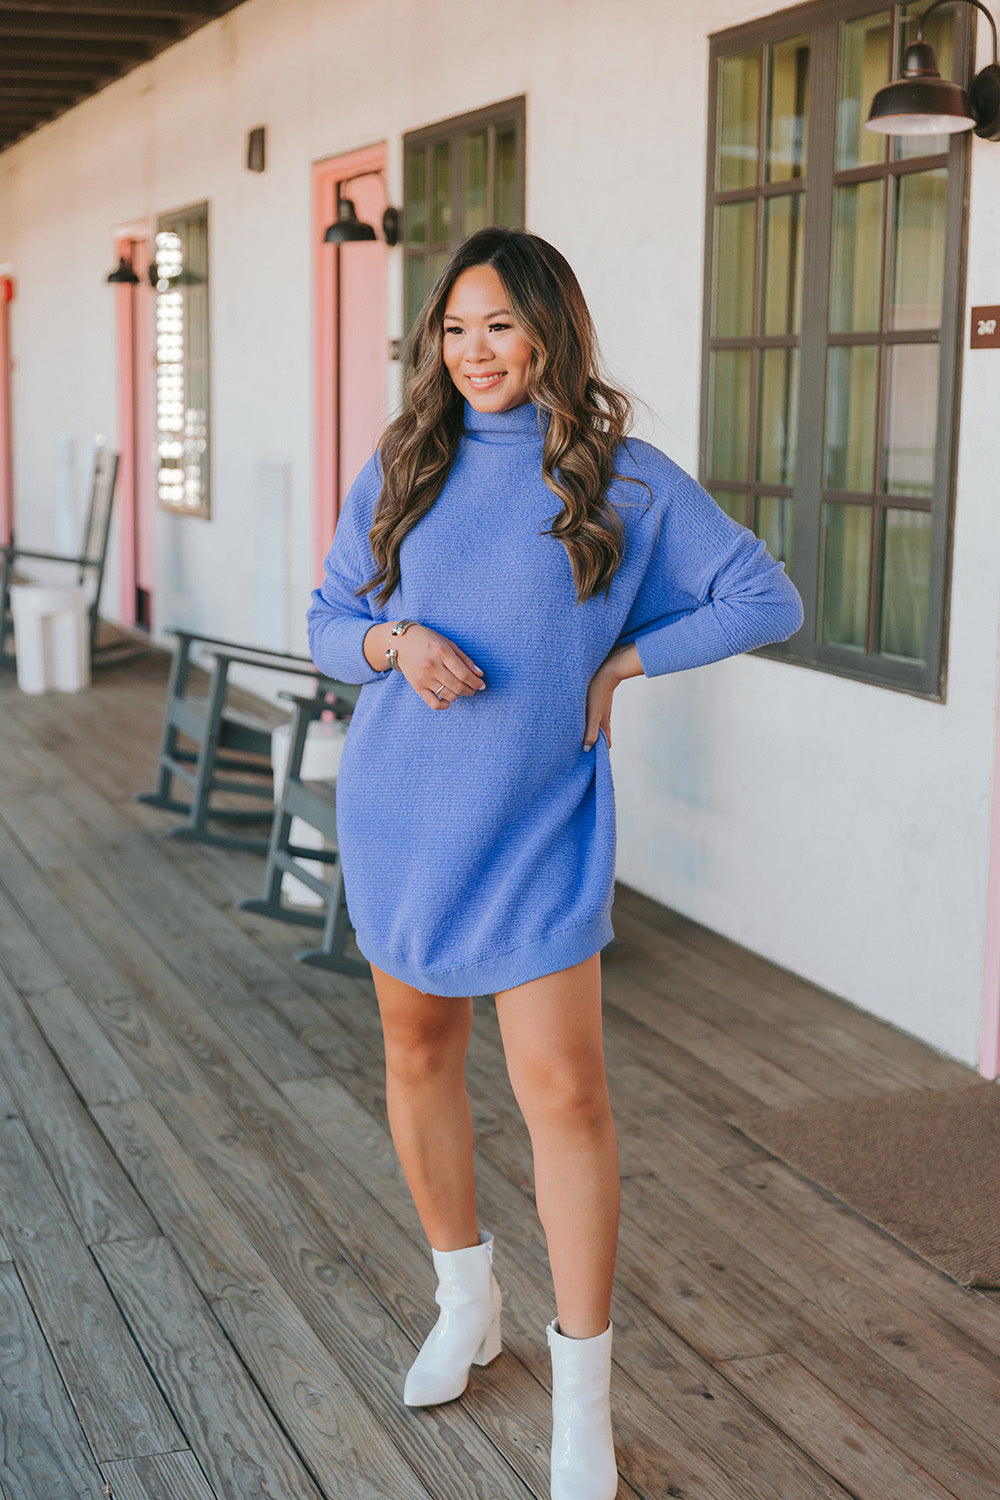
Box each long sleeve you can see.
[307,454,385,685]
[617,450,803,677]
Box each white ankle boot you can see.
[403,1231,502,1406]
[547,1319,618,1500]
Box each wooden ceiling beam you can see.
[0,80,81,95]
[1,35,152,59]
[0,118,60,133]
[0,100,72,113]
[0,12,183,41]
[0,59,116,81]
[0,2,221,15]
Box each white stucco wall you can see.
[0,0,997,1067]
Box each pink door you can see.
[0,276,13,547]
[313,145,390,575]
[112,232,155,629]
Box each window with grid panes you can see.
[403,98,526,333]
[703,1,971,696]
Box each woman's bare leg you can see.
[494,955,619,1339]
[371,964,479,1251]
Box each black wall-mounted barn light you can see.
[866,0,1000,139]
[323,173,401,246]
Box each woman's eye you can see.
[489,322,511,333]
[444,326,464,337]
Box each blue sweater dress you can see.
[307,400,803,996]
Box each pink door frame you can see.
[112,227,154,629]
[0,277,14,547]
[312,143,389,577]
[980,714,1000,1078]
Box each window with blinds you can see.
[155,202,210,518]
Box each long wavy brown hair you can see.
[364,227,644,606]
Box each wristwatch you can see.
[386,618,418,671]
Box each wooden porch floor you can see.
[0,652,997,1500]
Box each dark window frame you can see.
[702,0,974,699]
[402,96,526,332]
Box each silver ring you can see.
[434,684,446,700]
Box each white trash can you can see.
[270,717,349,906]
[9,583,91,695]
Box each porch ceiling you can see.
[0,0,249,153]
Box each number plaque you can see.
[970,306,1000,348]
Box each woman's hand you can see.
[364,622,486,711]
[584,644,643,750]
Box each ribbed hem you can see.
[354,912,614,996]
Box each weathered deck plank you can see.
[618,887,974,1087]
[16,980,144,1107]
[619,1134,1000,1449]
[723,1350,961,1500]
[0,880,66,998]
[100,1451,219,1500]
[0,1260,104,1500]
[0,971,155,1244]
[2,791,326,1087]
[0,821,135,1003]
[617,1174,1000,1500]
[724,1154,1000,1363]
[0,1085,184,1462]
[95,1235,327,1500]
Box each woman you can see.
[307,227,802,1499]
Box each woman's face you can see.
[442,263,534,412]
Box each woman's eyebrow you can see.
[443,307,512,321]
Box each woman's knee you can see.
[380,1003,471,1086]
[511,1054,613,1136]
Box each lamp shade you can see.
[323,198,377,244]
[866,40,976,134]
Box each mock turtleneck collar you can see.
[462,399,548,444]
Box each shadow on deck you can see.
[0,652,996,1500]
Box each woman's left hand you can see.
[584,644,643,750]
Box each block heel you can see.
[473,1304,503,1366]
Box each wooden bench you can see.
[240,681,368,976]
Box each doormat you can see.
[729,1080,1000,1289]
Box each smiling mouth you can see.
[466,372,506,387]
